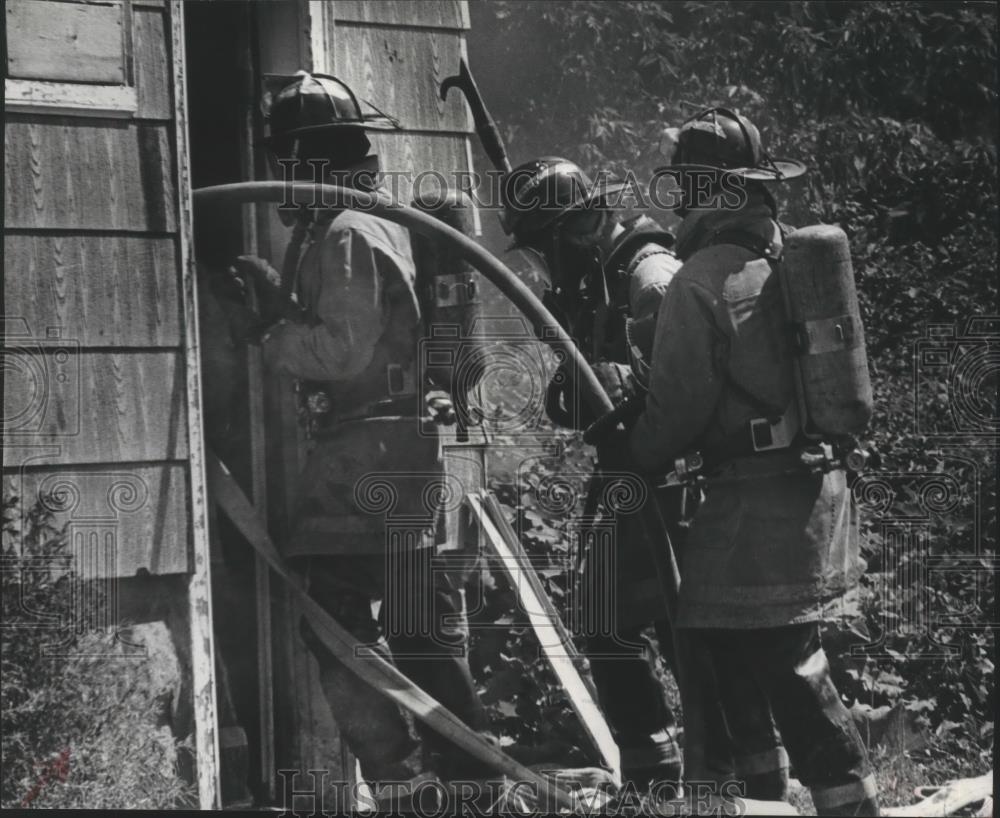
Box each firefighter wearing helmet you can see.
[624,107,879,816]
[232,72,490,804]
[501,156,691,792]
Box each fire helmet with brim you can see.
[658,107,806,182]
[264,71,400,145]
[500,157,628,247]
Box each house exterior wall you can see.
[4,0,195,579]
[3,0,220,807]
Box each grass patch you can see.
[2,488,196,809]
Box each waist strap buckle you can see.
[387,363,416,396]
[750,402,800,452]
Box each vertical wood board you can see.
[330,0,469,29]
[369,130,477,205]
[135,4,172,119]
[170,0,221,808]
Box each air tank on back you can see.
[410,182,485,439]
[780,224,873,438]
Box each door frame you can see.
[169,0,221,809]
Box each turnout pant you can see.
[579,483,684,788]
[584,483,788,793]
[295,550,489,784]
[586,622,681,787]
[582,482,788,792]
[697,623,879,816]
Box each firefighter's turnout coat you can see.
[263,208,441,556]
[629,192,863,628]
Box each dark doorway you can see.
[184,1,267,808]
[186,1,256,268]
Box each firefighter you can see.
[499,156,686,792]
[624,108,879,816]
[233,72,490,802]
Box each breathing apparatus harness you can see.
[544,215,676,430]
[584,223,876,486]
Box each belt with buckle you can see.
[313,394,422,433]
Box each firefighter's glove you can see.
[546,361,637,431]
[425,391,457,426]
[593,361,637,407]
[230,255,290,327]
[583,360,639,428]
[232,254,282,289]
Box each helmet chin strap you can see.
[547,227,584,329]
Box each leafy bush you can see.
[1,486,195,809]
[469,438,596,759]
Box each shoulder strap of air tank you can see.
[709,227,783,263]
[702,222,788,423]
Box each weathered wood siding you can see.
[5,234,182,346]
[14,464,190,576]
[3,0,189,579]
[6,0,128,84]
[4,0,221,807]
[5,119,177,231]
[321,0,475,208]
